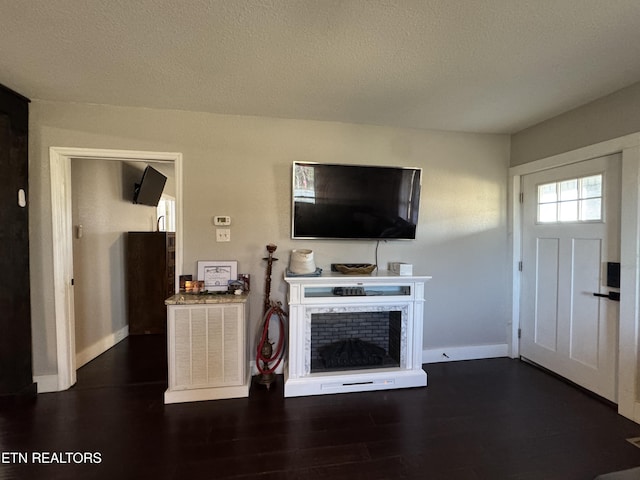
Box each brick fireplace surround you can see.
[284,271,431,397]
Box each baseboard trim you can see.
[76,325,129,369]
[34,374,60,393]
[422,344,509,364]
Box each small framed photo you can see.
[179,274,193,292]
[197,261,238,292]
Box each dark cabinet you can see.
[126,232,175,335]
[0,84,36,402]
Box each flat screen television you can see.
[292,162,422,240]
[133,166,167,207]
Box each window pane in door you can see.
[538,183,557,203]
[536,174,603,223]
[580,175,602,199]
[560,179,578,201]
[580,198,602,221]
[538,203,557,223]
[559,200,578,222]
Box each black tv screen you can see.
[133,166,167,207]
[292,162,422,240]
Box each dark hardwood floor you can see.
[2,336,640,480]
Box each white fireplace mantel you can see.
[284,270,431,397]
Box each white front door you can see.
[520,154,621,402]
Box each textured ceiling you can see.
[2,0,640,134]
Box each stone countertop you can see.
[165,293,249,305]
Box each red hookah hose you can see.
[256,305,286,374]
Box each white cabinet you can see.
[164,294,250,404]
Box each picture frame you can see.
[197,261,238,292]
[179,274,193,292]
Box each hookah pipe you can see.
[256,244,287,387]
[262,244,277,317]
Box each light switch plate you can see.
[216,228,231,242]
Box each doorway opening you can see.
[50,147,183,391]
[509,133,640,422]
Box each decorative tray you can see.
[286,267,323,277]
[334,264,377,275]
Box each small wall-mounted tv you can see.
[292,162,422,240]
[133,166,167,207]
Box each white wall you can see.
[29,100,510,377]
[511,80,640,166]
[71,159,166,366]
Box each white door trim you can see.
[509,133,640,422]
[49,147,183,391]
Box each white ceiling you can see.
[2,0,640,134]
